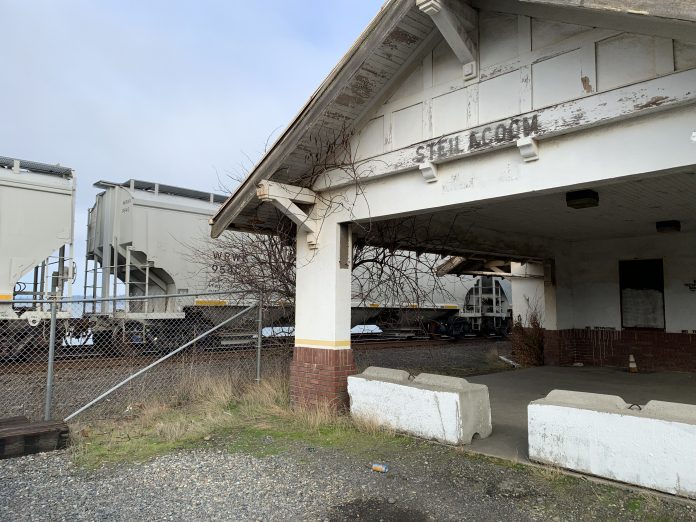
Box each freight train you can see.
[0,156,512,360]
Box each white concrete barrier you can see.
[528,390,696,498]
[347,367,492,444]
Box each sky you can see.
[1,0,383,290]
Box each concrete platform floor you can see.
[466,366,696,461]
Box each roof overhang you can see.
[210,0,425,237]
[210,0,696,238]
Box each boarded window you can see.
[619,259,665,329]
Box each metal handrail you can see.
[64,304,256,421]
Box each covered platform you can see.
[210,0,696,407]
[467,366,696,461]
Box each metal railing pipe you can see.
[256,294,263,383]
[43,298,58,421]
[64,304,255,422]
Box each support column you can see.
[290,221,355,408]
[510,261,546,325]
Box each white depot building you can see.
[211,0,696,406]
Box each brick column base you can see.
[289,346,357,409]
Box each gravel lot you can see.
[354,339,513,377]
[3,339,694,520]
[2,440,694,521]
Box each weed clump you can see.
[510,296,545,366]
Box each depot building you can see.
[212,0,696,406]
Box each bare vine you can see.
[195,124,465,314]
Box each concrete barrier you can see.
[347,366,492,444]
[528,390,696,498]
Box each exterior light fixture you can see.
[566,189,599,209]
[656,220,681,233]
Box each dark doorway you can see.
[619,259,665,330]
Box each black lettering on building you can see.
[469,132,480,150]
[508,119,521,139]
[495,123,507,142]
[522,114,539,136]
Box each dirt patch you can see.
[328,498,427,521]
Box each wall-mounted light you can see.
[566,189,599,209]
[656,220,681,233]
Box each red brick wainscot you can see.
[289,346,357,408]
[544,329,696,372]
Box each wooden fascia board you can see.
[519,0,696,24]
[473,0,696,43]
[209,0,415,238]
[313,68,696,191]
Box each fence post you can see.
[256,292,263,383]
[44,298,58,421]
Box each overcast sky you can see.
[2,0,382,289]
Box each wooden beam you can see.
[417,0,478,75]
[472,0,696,43]
[519,0,696,24]
[256,181,318,244]
[256,180,317,205]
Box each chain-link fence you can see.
[0,292,293,422]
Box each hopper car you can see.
[0,159,511,361]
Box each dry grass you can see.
[69,369,403,467]
[351,413,396,436]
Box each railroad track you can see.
[0,336,505,375]
[0,344,293,374]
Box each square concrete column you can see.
[291,221,355,408]
[510,261,546,325]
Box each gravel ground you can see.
[354,339,513,377]
[2,440,694,521]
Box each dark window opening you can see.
[619,259,665,330]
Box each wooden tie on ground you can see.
[0,416,69,459]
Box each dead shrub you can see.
[510,297,545,366]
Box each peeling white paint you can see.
[529,390,696,498]
[348,367,492,444]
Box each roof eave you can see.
[209,0,413,238]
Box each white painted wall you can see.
[348,367,492,444]
[554,232,696,332]
[529,390,696,498]
[510,262,545,327]
[349,10,694,163]
[320,104,696,228]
